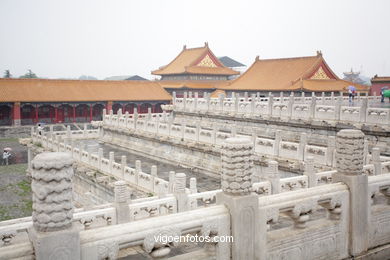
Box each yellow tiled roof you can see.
[0,78,172,102]
[152,45,239,76]
[223,55,326,91]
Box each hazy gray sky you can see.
[0,0,389,80]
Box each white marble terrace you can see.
[2,126,390,259]
[172,91,389,126]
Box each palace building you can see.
[220,52,369,97]
[0,78,171,126]
[152,43,239,97]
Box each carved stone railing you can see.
[173,92,389,126]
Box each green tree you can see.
[19,70,38,78]
[3,70,12,78]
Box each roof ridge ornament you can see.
[255,55,260,61]
[204,42,208,47]
[183,45,186,50]
[316,50,322,57]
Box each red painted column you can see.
[13,102,21,126]
[151,104,156,113]
[137,104,141,113]
[73,105,76,123]
[54,106,58,123]
[89,105,93,122]
[35,104,39,124]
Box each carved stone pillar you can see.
[332,129,368,256]
[114,181,130,224]
[174,173,188,212]
[29,152,80,260]
[217,137,260,260]
[304,156,316,187]
[267,160,280,194]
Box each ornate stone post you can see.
[326,136,336,166]
[189,177,197,194]
[359,97,368,123]
[273,130,282,156]
[29,152,80,260]
[216,137,260,260]
[304,156,316,187]
[268,94,274,116]
[267,160,280,194]
[372,147,382,175]
[114,181,130,224]
[168,171,175,194]
[287,94,294,119]
[121,155,127,178]
[298,132,307,161]
[332,129,368,256]
[174,173,188,212]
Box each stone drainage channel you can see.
[73,139,298,192]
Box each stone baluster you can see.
[29,152,80,260]
[114,181,130,224]
[121,155,127,178]
[326,136,336,167]
[168,171,175,194]
[309,93,316,119]
[174,173,188,212]
[194,92,198,112]
[234,94,239,114]
[330,92,334,104]
[206,92,211,112]
[267,160,280,194]
[287,94,294,119]
[301,92,305,102]
[244,92,248,101]
[304,156,316,187]
[66,125,71,139]
[335,96,342,121]
[360,97,368,123]
[332,129,368,256]
[218,94,224,113]
[188,91,192,99]
[109,109,113,124]
[298,132,307,160]
[217,137,258,260]
[183,92,187,111]
[372,147,382,175]
[147,107,152,121]
[250,94,255,115]
[102,108,106,122]
[83,123,88,138]
[273,130,281,156]
[268,94,274,116]
[189,177,197,194]
[109,151,114,173]
[321,92,325,104]
[49,125,54,138]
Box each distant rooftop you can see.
[104,75,147,81]
[218,56,245,68]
